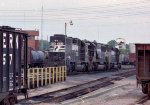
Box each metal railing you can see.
[22,66,66,89]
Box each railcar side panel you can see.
[136,44,150,82]
[0,27,28,103]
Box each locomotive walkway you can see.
[18,65,135,103]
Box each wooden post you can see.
[28,69,30,89]
[45,68,47,85]
[32,68,35,88]
[41,68,43,86]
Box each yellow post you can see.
[61,67,63,81]
[32,68,35,88]
[52,67,55,84]
[64,66,66,81]
[48,67,51,84]
[45,68,47,85]
[56,67,58,82]
[50,67,53,84]
[47,67,49,85]
[37,68,39,87]
[59,67,62,81]
[41,68,43,86]
[28,68,30,89]
[22,69,24,86]
[61,66,63,81]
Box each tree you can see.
[107,40,117,48]
[39,40,49,51]
[107,40,130,54]
[117,44,130,54]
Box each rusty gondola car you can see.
[136,44,150,96]
[0,26,28,105]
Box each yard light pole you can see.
[65,20,73,35]
[65,20,73,74]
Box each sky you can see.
[0,0,150,44]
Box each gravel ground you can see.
[57,76,147,105]
[35,73,148,105]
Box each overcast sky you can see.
[0,0,150,43]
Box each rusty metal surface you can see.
[136,44,150,82]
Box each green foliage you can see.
[107,40,117,48]
[39,40,49,51]
[119,44,130,54]
[107,40,130,54]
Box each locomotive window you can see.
[60,46,65,48]
[50,46,54,48]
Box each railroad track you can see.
[136,96,149,104]
[129,96,149,105]
[68,66,135,76]
[19,70,135,105]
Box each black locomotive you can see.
[47,34,121,72]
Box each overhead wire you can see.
[0,0,149,21]
[0,5,150,19]
[0,0,149,12]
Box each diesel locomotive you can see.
[47,34,121,72]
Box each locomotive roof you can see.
[54,34,67,37]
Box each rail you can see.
[22,66,66,89]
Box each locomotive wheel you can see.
[118,64,121,69]
[148,83,150,97]
[88,64,92,71]
[2,97,10,105]
[104,64,108,71]
[9,94,17,105]
[142,83,148,94]
[103,65,106,70]
[94,63,98,71]
[82,64,86,72]
[85,64,89,72]
[93,65,97,71]
[71,64,75,72]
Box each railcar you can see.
[0,26,28,105]
[21,47,45,68]
[136,44,150,96]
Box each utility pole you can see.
[65,22,67,35]
[24,11,26,29]
[41,0,44,51]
